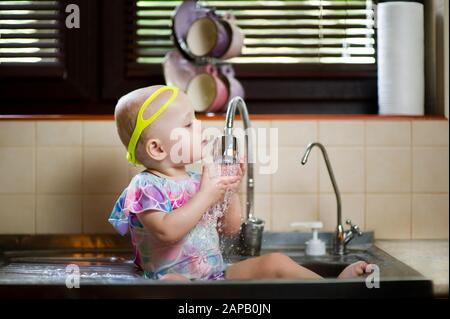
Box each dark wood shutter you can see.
[0,0,64,76]
[128,0,376,68]
[1,0,99,113]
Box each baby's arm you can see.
[217,193,242,236]
[137,166,239,243]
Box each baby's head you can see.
[115,85,203,169]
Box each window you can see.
[0,0,63,66]
[113,0,378,114]
[0,0,100,114]
[131,0,376,66]
[2,0,378,115]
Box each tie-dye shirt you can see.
[109,170,226,280]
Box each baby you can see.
[109,85,368,281]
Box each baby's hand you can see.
[199,165,239,205]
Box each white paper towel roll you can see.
[377,1,424,115]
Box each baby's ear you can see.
[145,138,167,161]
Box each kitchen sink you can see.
[0,233,433,298]
[298,262,348,278]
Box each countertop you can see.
[375,240,449,297]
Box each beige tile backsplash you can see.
[412,121,449,146]
[36,194,82,234]
[319,193,365,232]
[366,121,411,146]
[0,119,448,239]
[83,147,129,194]
[0,147,35,193]
[412,194,449,239]
[83,121,122,146]
[272,120,317,147]
[0,121,35,147]
[37,121,82,146]
[366,148,412,193]
[413,147,449,192]
[82,194,119,234]
[37,147,82,194]
[319,120,365,146]
[272,194,318,232]
[0,194,35,234]
[272,147,318,193]
[366,194,412,239]
[319,147,365,193]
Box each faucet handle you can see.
[345,219,363,236]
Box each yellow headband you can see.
[127,86,179,165]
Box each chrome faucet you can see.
[301,142,362,255]
[218,96,264,256]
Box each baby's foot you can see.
[338,261,368,279]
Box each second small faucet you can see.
[301,142,362,255]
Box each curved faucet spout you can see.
[223,96,254,221]
[301,142,362,255]
[301,142,342,226]
[225,96,251,134]
[221,96,264,257]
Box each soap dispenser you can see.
[290,221,326,256]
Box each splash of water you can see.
[201,163,239,225]
[203,162,243,257]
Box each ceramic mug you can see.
[172,0,207,60]
[220,14,245,60]
[186,12,230,58]
[163,50,207,91]
[186,64,229,112]
[219,64,245,112]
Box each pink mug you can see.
[186,64,229,113]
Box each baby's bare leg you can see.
[160,273,190,281]
[226,253,322,280]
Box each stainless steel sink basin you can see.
[0,233,433,298]
[297,262,349,278]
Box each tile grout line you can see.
[34,122,37,234]
[410,120,413,239]
[363,120,367,232]
[268,120,273,230]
